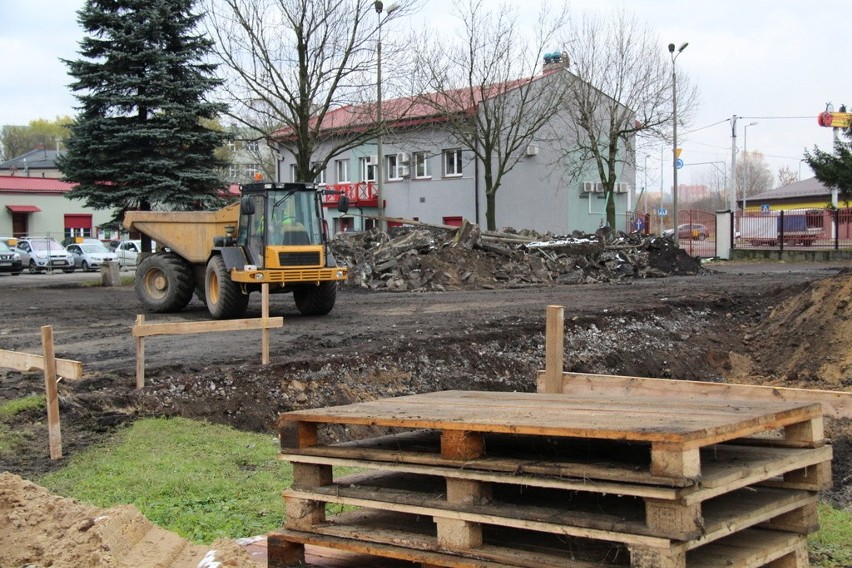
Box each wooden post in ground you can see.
[540,305,564,393]
[41,325,62,460]
[262,284,270,365]
[136,314,146,389]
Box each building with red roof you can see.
[270,58,637,235]
[0,176,116,241]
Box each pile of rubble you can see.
[330,221,704,292]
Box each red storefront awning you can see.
[6,205,41,213]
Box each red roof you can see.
[0,176,76,194]
[273,76,541,140]
[6,205,42,213]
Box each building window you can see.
[359,156,377,182]
[245,140,259,152]
[246,163,262,180]
[444,149,462,177]
[228,165,239,179]
[386,154,400,180]
[414,152,430,179]
[336,159,350,183]
[312,163,326,185]
[288,164,298,182]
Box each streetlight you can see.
[741,121,758,213]
[374,0,399,232]
[668,41,688,245]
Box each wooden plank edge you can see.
[0,349,83,380]
[285,489,674,548]
[544,371,851,419]
[132,316,284,337]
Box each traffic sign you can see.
[676,158,684,169]
[657,208,668,216]
[761,204,770,213]
[674,148,683,159]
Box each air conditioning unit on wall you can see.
[525,145,539,157]
[398,152,409,164]
[582,181,595,193]
[399,165,410,178]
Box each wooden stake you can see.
[541,305,564,393]
[41,325,62,460]
[262,284,270,365]
[135,314,145,389]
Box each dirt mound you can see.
[731,269,852,390]
[331,224,703,291]
[0,472,259,568]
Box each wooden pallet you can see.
[269,390,828,567]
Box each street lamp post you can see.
[374,1,399,232]
[742,121,758,213]
[668,41,687,246]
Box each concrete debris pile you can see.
[330,221,704,292]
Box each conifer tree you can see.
[804,126,852,204]
[59,0,228,222]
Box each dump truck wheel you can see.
[205,255,248,319]
[293,281,337,316]
[135,252,195,313]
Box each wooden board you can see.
[278,390,821,450]
[285,468,816,544]
[133,317,283,337]
[542,371,852,419]
[0,348,83,379]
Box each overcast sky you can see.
[1,0,850,194]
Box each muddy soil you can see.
[0,260,850,564]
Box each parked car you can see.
[15,237,75,273]
[114,240,143,268]
[0,241,23,275]
[664,223,710,241]
[62,236,106,247]
[66,242,118,271]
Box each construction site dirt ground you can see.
[1,259,851,567]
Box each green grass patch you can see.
[810,503,852,567]
[0,395,45,418]
[38,417,291,544]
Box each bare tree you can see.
[413,0,569,231]
[556,8,698,228]
[776,164,799,188]
[737,151,773,199]
[205,0,408,182]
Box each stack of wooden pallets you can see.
[268,388,832,568]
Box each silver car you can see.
[66,242,118,271]
[15,237,75,273]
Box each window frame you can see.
[359,156,377,182]
[312,163,326,185]
[413,152,431,179]
[335,159,351,183]
[386,154,401,181]
[443,149,463,177]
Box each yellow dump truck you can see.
[124,182,349,319]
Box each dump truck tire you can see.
[205,255,248,319]
[135,252,195,313]
[293,281,337,316]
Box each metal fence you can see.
[735,208,852,251]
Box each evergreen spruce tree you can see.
[59,0,229,222]
[804,126,852,204]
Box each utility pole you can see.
[729,115,738,213]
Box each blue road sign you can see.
[657,208,668,216]
[676,158,684,169]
